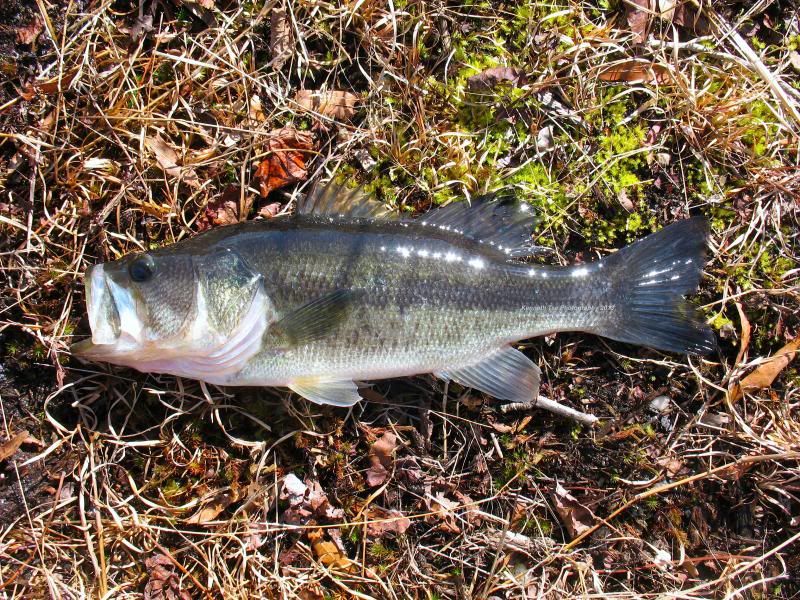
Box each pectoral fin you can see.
[288,378,362,407]
[273,289,357,346]
[435,346,540,403]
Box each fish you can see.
[72,183,716,407]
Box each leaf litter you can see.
[1,0,799,597]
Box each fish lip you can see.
[73,263,124,359]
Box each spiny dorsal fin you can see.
[298,180,395,219]
[418,195,539,259]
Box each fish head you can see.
[72,249,202,362]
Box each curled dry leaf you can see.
[143,554,191,600]
[307,528,353,571]
[294,90,358,121]
[626,0,655,44]
[198,185,251,230]
[254,128,314,197]
[365,506,411,537]
[16,15,44,45]
[598,61,671,85]
[186,488,239,524]
[365,431,397,487]
[729,338,800,401]
[552,483,595,539]
[144,134,199,187]
[0,430,30,462]
[467,66,526,91]
[428,493,461,534]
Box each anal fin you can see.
[436,346,540,403]
[288,378,362,407]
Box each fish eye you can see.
[129,255,155,282]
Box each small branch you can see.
[500,395,599,426]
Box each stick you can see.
[500,395,599,425]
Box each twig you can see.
[500,395,599,425]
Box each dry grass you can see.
[1,0,799,598]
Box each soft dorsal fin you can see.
[298,180,395,219]
[418,195,539,259]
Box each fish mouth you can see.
[72,264,123,358]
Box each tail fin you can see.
[598,217,716,355]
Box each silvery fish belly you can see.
[72,184,716,407]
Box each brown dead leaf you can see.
[729,338,800,401]
[16,15,44,45]
[598,61,671,85]
[466,66,526,91]
[143,554,191,600]
[198,185,251,230]
[197,0,214,8]
[144,134,199,187]
[365,431,397,487]
[365,506,411,537]
[186,488,239,524]
[428,493,461,534]
[270,7,293,70]
[307,529,353,571]
[552,483,595,539]
[0,430,30,462]
[254,128,314,197]
[258,202,282,219]
[626,0,655,44]
[294,90,358,121]
[733,301,751,368]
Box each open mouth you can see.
[71,264,121,357]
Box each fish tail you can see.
[596,217,716,354]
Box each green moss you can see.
[709,313,733,331]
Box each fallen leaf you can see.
[365,506,411,537]
[198,185,250,229]
[729,338,800,401]
[306,480,344,521]
[143,554,191,600]
[0,430,30,462]
[258,202,282,219]
[128,14,154,42]
[428,493,461,534]
[618,189,635,212]
[625,0,655,44]
[294,90,358,121]
[197,0,214,8]
[16,15,44,45]
[144,134,199,187]
[254,128,314,197]
[365,431,397,487]
[270,7,293,70]
[307,528,353,570]
[598,60,671,85]
[466,66,526,91]
[733,301,751,368]
[552,483,595,539]
[186,488,239,524]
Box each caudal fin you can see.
[599,217,716,355]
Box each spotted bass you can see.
[72,184,715,406]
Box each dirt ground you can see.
[1,0,799,598]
